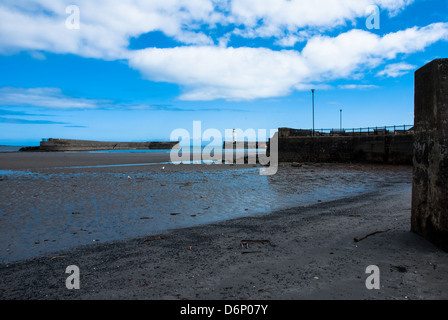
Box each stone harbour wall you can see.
[276,133,413,165]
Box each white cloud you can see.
[129,46,310,101]
[0,1,447,102]
[376,62,417,77]
[0,87,242,111]
[0,87,106,109]
[0,0,416,58]
[128,23,448,101]
[274,31,313,47]
[338,84,379,90]
[229,0,414,40]
[0,0,221,59]
[0,87,173,110]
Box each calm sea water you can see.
[0,146,261,153]
[0,146,23,152]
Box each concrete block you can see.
[412,58,448,251]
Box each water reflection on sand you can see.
[0,163,411,263]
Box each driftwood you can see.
[143,234,172,242]
[49,255,67,260]
[354,228,392,242]
[240,240,273,248]
[241,251,263,254]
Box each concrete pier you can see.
[412,58,448,251]
[39,138,179,151]
[276,130,413,165]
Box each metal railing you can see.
[285,125,414,137]
[315,125,414,136]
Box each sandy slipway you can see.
[1,181,447,300]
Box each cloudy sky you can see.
[0,0,447,145]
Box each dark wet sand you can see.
[0,150,173,170]
[0,152,447,300]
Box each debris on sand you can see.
[240,239,273,249]
[143,234,172,243]
[354,228,392,242]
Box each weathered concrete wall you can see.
[412,58,448,252]
[277,134,413,165]
[222,141,267,149]
[40,138,179,151]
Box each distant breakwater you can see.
[37,138,180,152]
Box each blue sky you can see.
[0,0,447,146]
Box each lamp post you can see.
[311,89,315,136]
[340,109,342,130]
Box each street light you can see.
[340,109,342,130]
[311,89,315,136]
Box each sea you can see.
[0,145,24,152]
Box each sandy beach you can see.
[0,151,447,301]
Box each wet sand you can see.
[0,150,173,170]
[0,152,447,300]
[1,152,411,264]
